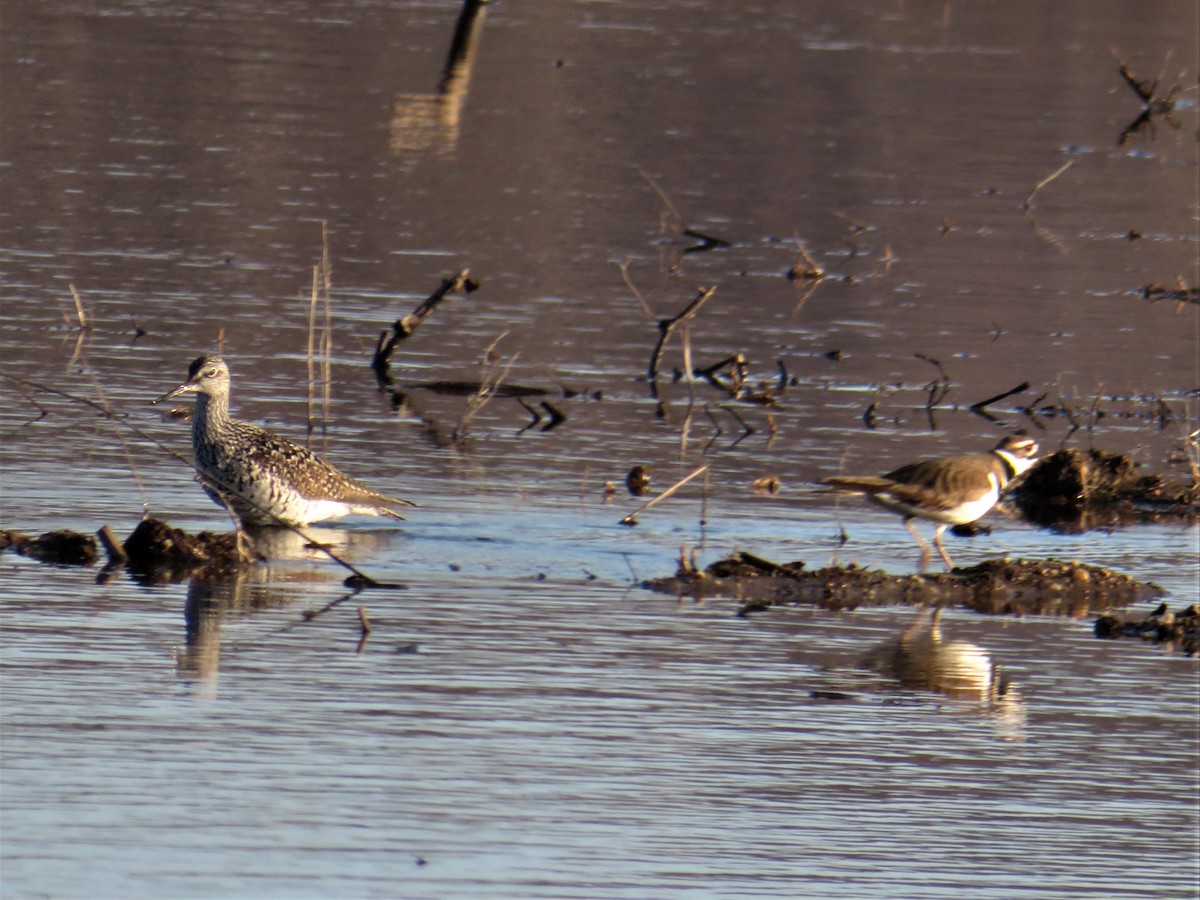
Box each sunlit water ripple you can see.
[3,0,1198,897]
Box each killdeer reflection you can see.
[823,434,1039,571]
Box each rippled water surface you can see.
[2,1,1198,897]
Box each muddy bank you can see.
[647,551,1163,618]
[1015,448,1199,532]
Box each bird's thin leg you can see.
[932,524,955,571]
[904,517,933,571]
[197,474,256,562]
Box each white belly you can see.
[871,473,1001,525]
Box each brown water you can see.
[2,2,1198,897]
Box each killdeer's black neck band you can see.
[992,450,1019,483]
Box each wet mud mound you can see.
[1095,603,1199,656]
[647,551,1163,618]
[122,518,254,583]
[1014,448,1199,532]
[2,518,253,583]
[1,529,98,566]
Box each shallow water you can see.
[2,1,1198,898]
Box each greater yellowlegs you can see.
[157,355,415,527]
[823,435,1039,570]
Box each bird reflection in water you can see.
[177,574,292,696]
[175,527,362,695]
[858,607,1027,741]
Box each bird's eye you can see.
[204,368,218,378]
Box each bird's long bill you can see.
[152,381,197,405]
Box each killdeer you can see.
[156,355,416,527]
[823,434,1039,571]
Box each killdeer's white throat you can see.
[823,434,1039,571]
[156,355,416,527]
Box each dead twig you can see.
[880,244,894,277]
[373,269,479,386]
[1117,54,1160,105]
[702,405,725,448]
[97,525,128,568]
[453,332,516,442]
[692,353,748,398]
[516,396,541,430]
[678,324,697,456]
[915,353,951,428]
[620,464,709,526]
[618,260,657,318]
[647,286,717,401]
[0,378,50,436]
[1113,51,1188,143]
[63,285,93,369]
[834,212,867,234]
[67,298,152,515]
[318,221,334,444]
[306,265,322,441]
[1022,160,1074,211]
[677,543,700,577]
[297,590,362,625]
[68,284,92,332]
[775,360,789,394]
[1143,277,1199,313]
[969,381,1031,421]
[640,168,683,226]
[704,404,755,451]
[639,170,729,269]
[355,605,372,653]
[1015,391,1050,433]
[718,404,755,438]
[300,228,335,448]
[789,278,821,317]
[682,227,731,254]
[539,401,566,431]
[863,401,879,430]
[787,236,825,282]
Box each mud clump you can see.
[123,517,254,583]
[0,529,98,566]
[1014,448,1199,531]
[3,519,252,581]
[647,551,1162,619]
[951,558,1160,615]
[1095,603,1199,656]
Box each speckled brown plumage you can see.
[159,355,415,527]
